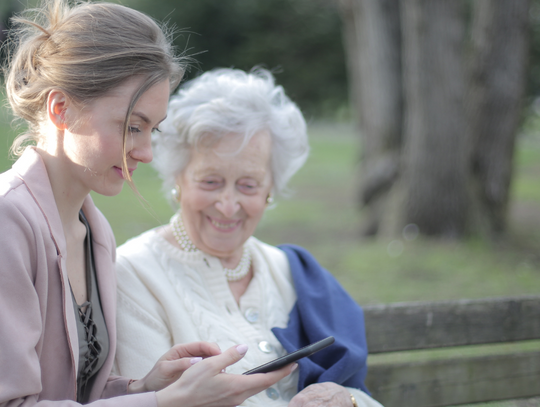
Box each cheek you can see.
[244,197,268,219]
[65,135,103,165]
[88,131,123,160]
[103,131,124,152]
[181,189,215,214]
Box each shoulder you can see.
[277,244,323,271]
[115,230,174,313]
[116,229,164,282]
[276,243,339,286]
[0,150,65,252]
[249,238,329,278]
[0,167,24,196]
[0,167,34,212]
[0,192,36,251]
[117,229,160,261]
[0,169,45,236]
[248,236,289,271]
[0,173,51,281]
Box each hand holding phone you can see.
[243,336,335,375]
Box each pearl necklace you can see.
[171,212,252,282]
[171,212,198,252]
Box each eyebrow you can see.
[132,111,167,125]
[194,167,268,178]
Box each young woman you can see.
[0,2,294,407]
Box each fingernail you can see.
[290,363,298,372]
[236,344,248,355]
[190,357,203,365]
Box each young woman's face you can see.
[177,131,273,261]
[60,77,170,196]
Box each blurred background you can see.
[2,0,540,305]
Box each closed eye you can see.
[238,182,258,195]
[199,179,223,190]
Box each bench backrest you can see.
[363,295,540,407]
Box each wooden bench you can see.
[362,295,540,407]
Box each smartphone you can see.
[243,336,335,375]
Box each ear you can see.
[47,90,68,131]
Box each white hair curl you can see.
[152,68,309,201]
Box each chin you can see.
[93,183,124,197]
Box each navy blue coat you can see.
[272,244,370,394]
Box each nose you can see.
[128,132,153,164]
[215,188,241,218]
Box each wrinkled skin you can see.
[288,382,352,407]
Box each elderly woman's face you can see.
[177,130,273,259]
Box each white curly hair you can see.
[152,67,310,201]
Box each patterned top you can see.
[71,211,110,403]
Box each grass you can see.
[2,96,540,306]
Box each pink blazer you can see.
[0,149,156,407]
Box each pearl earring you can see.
[171,185,181,202]
[266,194,274,205]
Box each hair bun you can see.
[4,0,185,157]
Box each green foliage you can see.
[115,0,348,119]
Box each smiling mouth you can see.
[114,166,136,178]
[209,217,240,231]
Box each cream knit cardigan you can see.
[113,229,382,407]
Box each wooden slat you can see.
[363,296,540,353]
[366,350,540,407]
[455,396,540,406]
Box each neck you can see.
[218,249,244,269]
[36,147,89,228]
[170,212,250,281]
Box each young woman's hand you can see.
[128,342,222,394]
[156,344,297,407]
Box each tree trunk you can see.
[339,0,530,240]
[468,0,530,238]
[338,0,402,235]
[386,0,469,238]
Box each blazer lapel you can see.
[12,148,80,374]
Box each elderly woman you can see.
[113,69,382,407]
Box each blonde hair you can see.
[3,0,185,181]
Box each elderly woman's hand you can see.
[288,382,352,407]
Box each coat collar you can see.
[13,148,66,256]
[12,148,111,256]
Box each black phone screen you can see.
[242,336,335,375]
